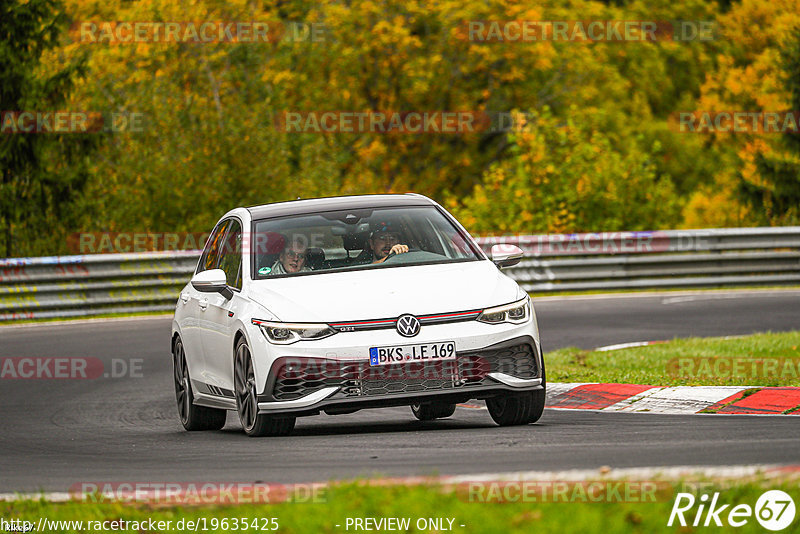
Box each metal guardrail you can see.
[0,252,200,321]
[1,227,798,321]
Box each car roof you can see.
[246,194,435,220]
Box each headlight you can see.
[477,297,530,325]
[251,319,337,345]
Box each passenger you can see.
[367,221,409,264]
[271,239,312,274]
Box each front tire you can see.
[234,338,295,437]
[487,360,546,426]
[411,402,456,421]
[173,338,227,431]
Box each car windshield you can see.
[251,205,482,278]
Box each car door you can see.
[179,219,230,385]
[199,217,244,393]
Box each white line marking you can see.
[443,464,794,483]
[661,294,754,305]
[532,288,800,303]
[595,341,664,352]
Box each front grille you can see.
[270,343,538,400]
[359,360,459,396]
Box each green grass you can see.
[546,331,800,386]
[2,479,797,533]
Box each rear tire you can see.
[487,359,546,426]
[234,338,296,437]
[173,338,227,431]
[411,402,456,421]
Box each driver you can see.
[367,221,409,264]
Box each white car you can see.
[171,194,545,436]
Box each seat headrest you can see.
[306,247,325,268]
[342,232,368,251]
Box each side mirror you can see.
[490,244,524,269]
[191,268,233,300]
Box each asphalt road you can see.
[1,289,798,493]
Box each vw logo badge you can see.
[396,314,421,337]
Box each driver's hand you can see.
[376,244,409,263]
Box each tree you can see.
[0,0,92,257]
[739,27,800,224]
[449,109,680,234]
[683,0,800,227]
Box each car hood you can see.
[247,260,523,322]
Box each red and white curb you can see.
[546,383,800,415]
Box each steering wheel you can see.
[382,248,421,263]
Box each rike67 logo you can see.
[668,490,796,530]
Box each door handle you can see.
[198,298,208,311]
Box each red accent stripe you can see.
[331,319,395,327]
[547,384,656,410]
[717,388,800,414]
[332,310,480,328]
[422,310,480,319]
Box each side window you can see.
[218,219,243,290]
[197,220,230,274]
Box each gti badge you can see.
[396,314,421,337]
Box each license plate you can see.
[369,341,456,366]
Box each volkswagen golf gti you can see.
[171,194,545,436]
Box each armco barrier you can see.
[1,227,798,321]
[0,252,200,321]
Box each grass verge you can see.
[2,478,797,534]
[546,331,800,386]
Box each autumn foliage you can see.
[2,0,799,256]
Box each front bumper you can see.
[256,335,543,416]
